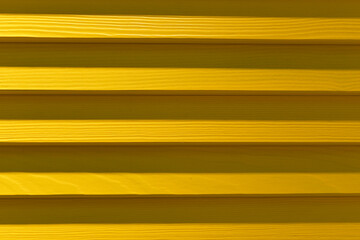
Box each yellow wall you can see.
[0,0,360,238]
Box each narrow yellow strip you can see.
[1,120,360,143]
[1,14,360,43]
[0,172,359,196]
[0,223,359,240]
[1,68,360,93]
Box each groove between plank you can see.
[0,197,358,223]
[2,0,360,18]
[1,95,360,120]
[1,14,360,43]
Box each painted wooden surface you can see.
[0,197,358,239]
[0,146,359,196]
[1,44,360,94]
[2,14,360,43]
[1,0,360,44]
[2,120,360,143]
[1,0,360,239]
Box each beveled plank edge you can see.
[1,90,360,96]
[2,37,360,45]
[0,193,360,198]
[1,142,360,146]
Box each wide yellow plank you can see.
[2,68,360,94]
[0,145,358,196]
[1,44,359,94]
[0,197,359,239]
[1,14,360,43]
[1,95,360,120]
[1,120,360,143]
[0,172,359,196]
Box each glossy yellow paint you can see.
[1,0,360,238]
[2,67,360,94]
[0,197,359,239]
[2,120,360,143]
[1,223,359,240]
[0,172,359,196]
[0,145,358,196]
[1,43,359,94]
[1,14,360,43]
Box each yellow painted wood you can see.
[1,44,360,94]
[0,172,359,196]
[1,95,360,120]
[0,197,358,239]
[1,120,360,143]
[2,68,360,94]
[0,223,358,240]
[1,14,360,43]
[1,0,360,238]
[0,145,359,196]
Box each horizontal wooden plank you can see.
[1,172,360,196]
[1,223,359,240]
[0,197,358,239]
[1,14,360,43]
[1,44,360,94]
[0,146,359,196]
[4,223,360,240]
[1,95,360,120]
[2,68,360,94]
[1,120,360,144]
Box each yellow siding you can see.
[2,14,360,43]
[0,197,359,239]
[1,44,360,94]
[0,0,360,239]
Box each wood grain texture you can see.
[1,0,360,238]
[1,14,360,43]
[0,172,359,196]
[2,68,360,94]
[1,95,360,120]
[0,197,359,239]
[1,44,360,94]
[1,120,360,143]
[0,223,358,240]
[0,145,358,196]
